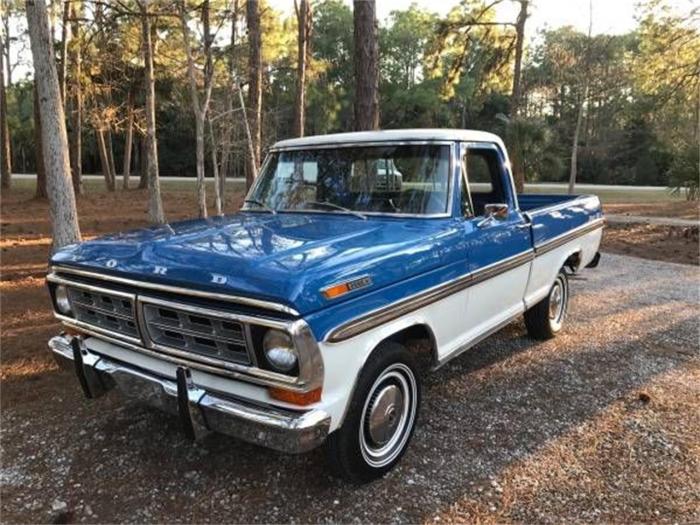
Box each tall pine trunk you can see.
[26,0,81,249]
[122,88,134,189]
[246,0,261,190]
[139,0,165,224]
[67,0,82,195]
[293,0,311,137]
[58,0,69,105]
[219,0,239,203]
[509,0,528,193]
[106,128,117,185]
[96,127,115,191]
[138,134,148,189]
[0,27,10,190]
[568,0,593,194]
[33,87,47,198]
[209,117,222,215]
[180,0,213,218]
[353,0,379,131]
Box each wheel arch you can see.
[330,320,436,430]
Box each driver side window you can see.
[463,147,507,217]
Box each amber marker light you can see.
[269,386,322,406]
[321,276,372,300]
[322,282,350,300]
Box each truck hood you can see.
[51,212,462,315]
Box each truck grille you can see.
[141,302,250,364]
[66,287,139,338]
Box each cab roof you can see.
[271,128,506,150]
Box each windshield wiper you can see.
[304,200,367,220]
[244,198,276,214]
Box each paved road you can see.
[606,214,699,227]
[1,253,698,523]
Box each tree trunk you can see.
[293,0,311,137]
[33,86,47,198]
[510,0,528,116]
[246,0,261,189]
[179,0,210,218]
[96,128,115,191]
[26,0,81,249]
[569,83,589,194]
[138,134,148,189]
[509,0,528,193]
[209,117,222,215]
[140,0,165,224]
[235,73,258,190]
[106,128,117,186]
[139,136,148,190]
[353,0,379,131]
[194,116,207,217]
[220,0,239,200]
[0,27,10,189]
[58,0,69,106]
[67,0,82,195]
[568,0,593,194]
[122,89,134,189]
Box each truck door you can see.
[458,142,532,342]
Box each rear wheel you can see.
[524,269,569,339]
[326,342,420,484]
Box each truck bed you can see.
[518,193,585,212]
[518,193,604,250]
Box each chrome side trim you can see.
[326,250,534,343]
[325,217,604,343]
[49,265,300,316]
[533,218,605,255]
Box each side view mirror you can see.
[477,203,509,227]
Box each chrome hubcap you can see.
[359,363,417,468]
[367,384,404,446]
[549,279,565,323]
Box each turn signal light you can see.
[269,386,322,406]
[322,282,350,299]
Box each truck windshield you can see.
[245,144,451,216]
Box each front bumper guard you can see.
[49,335,330,454]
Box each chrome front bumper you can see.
[48,334,330,453]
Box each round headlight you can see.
[55,285,72,315]
[263,329,298,373]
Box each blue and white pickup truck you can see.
[47,129,604,482]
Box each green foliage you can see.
[5,0,698,193]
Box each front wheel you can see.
[326,342,420,484]
[524,269,569,339]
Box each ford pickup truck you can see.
[46,129,604,483]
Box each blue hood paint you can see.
[51,212,463,315]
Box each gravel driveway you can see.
[1,253,698,524]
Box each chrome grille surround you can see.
[66,286,139,339]
[46,269,324,393]
[140,297,252,365]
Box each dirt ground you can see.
[605,200,699,220]
[602,223,699,266]
[1,187,699,523]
